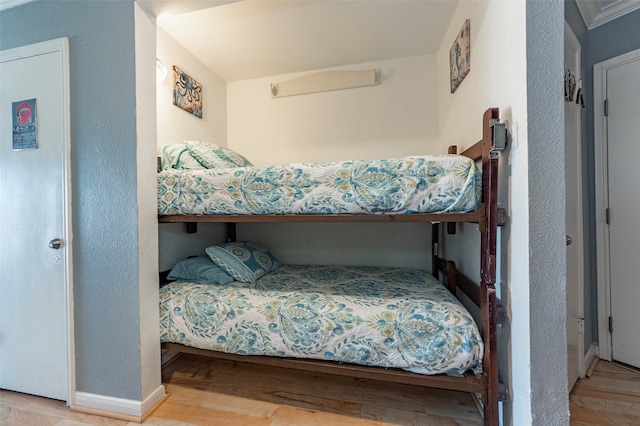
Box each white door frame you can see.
[593,47,640,362]
[0,37,74,403]
[564,22,586,380]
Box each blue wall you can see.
[0,0,144,400]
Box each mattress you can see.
[159,264,483,375]
[158,155,481,216]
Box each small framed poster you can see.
[12,98,38,150]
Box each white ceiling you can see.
[149,0,458,82]
[5,1,638,81]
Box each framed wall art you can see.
[12,98,38,150]
[449,19,470,93]
[173,65,203,118]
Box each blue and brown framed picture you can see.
[173,65,203,118]
[449,19,471,93]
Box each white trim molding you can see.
[576,0,640,29]
[564,21,586,380]
[0,0,36,12]
[73,385,166,420]
[585,343,599,375]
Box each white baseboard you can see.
[584,343,598,377]
[73,385,165,419]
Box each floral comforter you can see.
[158,155,481,216]
[159,265,483,375]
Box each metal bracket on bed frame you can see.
[490,119,507,159]
[498,380,510,402]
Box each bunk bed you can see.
[157,108,508,425]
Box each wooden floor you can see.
[1,356,639,425]
[569,359,640,426]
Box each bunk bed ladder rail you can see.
[480,108,508,425]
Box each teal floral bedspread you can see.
[159,265,483,375]
[158,155,481,216]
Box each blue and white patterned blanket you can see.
[158,155,481,216]
[160,265,483,375]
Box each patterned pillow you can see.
[205,242,279,283]
[184,140,253,169]
[167,257,235,284]
[160,143,206,170]
[217,146,253,167]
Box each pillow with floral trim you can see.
[205,242,278,283]
[167,256,235,284]
[185,140,253,169]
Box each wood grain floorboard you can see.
[570,359,640,426]
[3,356,638,425]
[160,353,483,425]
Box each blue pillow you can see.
[205,242,279,283]
[167,257,234,284]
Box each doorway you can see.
[0,38,74,402]
[594,48,640,369]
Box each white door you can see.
[0,38,72,401]
[564,23,584,391]
[606,56,640,369]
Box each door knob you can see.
[49,238,62,249]
[566,235,573,246]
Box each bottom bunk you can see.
[159,250,505,424]
[161,263,483,376]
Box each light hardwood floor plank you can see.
[569,360,640,426]
[3,356,639,425]
[161,354,483,424]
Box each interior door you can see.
[564,23,584,391]
[0,38,72,401]
[607,56,640,369]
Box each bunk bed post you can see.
[432,222,439,278]
[226,222,237,243]
[481,108,499,285]
[480,107,501,425]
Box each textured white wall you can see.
[437,1,568,424]
[156,28,232,271]
[222,55,440,269]
[227,55,439,166]
[156,27,227,150]
[436,1,534,424]
[525,1,568,424]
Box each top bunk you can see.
[157,108,507,225]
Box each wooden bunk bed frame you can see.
[159,108,509,425]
